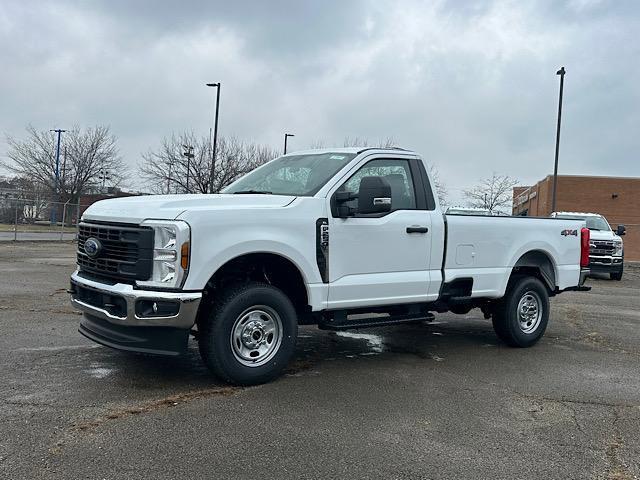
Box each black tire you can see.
[198,282,298,385]
[492,275,550,348]
[610,269,623,281]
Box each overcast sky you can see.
[2,0,639,203]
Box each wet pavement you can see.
[1,242,639,479]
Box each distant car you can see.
[446,206,492,216]
[551,212,625,280]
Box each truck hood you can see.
[588,229,622,242]
[82,194,296,224]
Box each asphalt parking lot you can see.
[1,242,639,480]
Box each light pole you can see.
[50,128,66,224]
[284,133,294,154]
[206,82,221,193]
[99,169,111,192]
[551,67,566,213]
[182,144,194,193]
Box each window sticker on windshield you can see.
[329,155,346,160]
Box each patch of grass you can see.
[0,223,77,233]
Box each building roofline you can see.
[540,174,640,181]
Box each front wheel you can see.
[610,268,623,281]
[492,275,550,347]
[198,282,298,385]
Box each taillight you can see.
[580,227,590,268]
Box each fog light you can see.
[135,300,180,318]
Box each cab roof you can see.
[282,147,417,157]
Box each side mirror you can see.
[357,176,392,214]
[616,224,626,236]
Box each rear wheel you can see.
[492,275,549,347]
[198,282,298,385]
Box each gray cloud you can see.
[2,0,639,203]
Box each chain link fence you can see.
[0,198,90,242]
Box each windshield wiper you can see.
[232,190,273,195]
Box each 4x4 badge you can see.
[561,229,578,237]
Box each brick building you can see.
[513,175,640,261]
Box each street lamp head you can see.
[206,83,220,87]
[556,67,566,76]
[285,133,295,137]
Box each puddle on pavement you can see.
[335,331,385,354]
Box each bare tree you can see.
[308,137,397,149]
[342,136,397,148]
[0,176,49,223]
[3,125,125,204]
[426,163,447,207]
[463,173,519,214]
[139,132,278,194]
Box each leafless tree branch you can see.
[463,172,519,214]
[2,125,125,203]
[139,132,278,194]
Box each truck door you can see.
[326,156,437,309]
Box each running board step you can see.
[319,313,434,331]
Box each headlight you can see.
[136,220,191,289]
[613,241,623,257]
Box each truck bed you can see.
[442,215,584,298]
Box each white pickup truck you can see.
[70,148,590,385]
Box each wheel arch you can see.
[510,249,557,293]
[199,251,311,320]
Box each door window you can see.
[339,158,417,212]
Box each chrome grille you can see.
[590,240,616,256]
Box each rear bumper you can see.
[562,268,591,292]
[579,268,589,286]
[70,270,202,355]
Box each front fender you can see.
[183,239,320,291]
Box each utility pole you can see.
[206,82,221,193]
[182,144,194,193]
[284,133,294,154]
[50,128,66,224]
[551,67,566,213]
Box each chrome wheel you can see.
[517,290,542,334]
[230,306,283,367]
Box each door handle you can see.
[406,226,429,234]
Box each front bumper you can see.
[70,271,202,355]
[589,256,623,274]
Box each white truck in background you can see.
[70,148,590,385]
[551,212,625,280]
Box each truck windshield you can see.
[223,152,356,196]
[555,215,610,231]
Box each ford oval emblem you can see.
[84,238,102,258]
